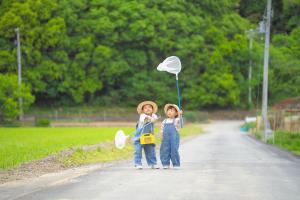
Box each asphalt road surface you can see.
[1,121,300,200]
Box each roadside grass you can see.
[270,131,300,155]
[63,145,134,167]
[254,130,300,156]
[64,123,202,166]
[180,123,202,137]
[0,124,203,170]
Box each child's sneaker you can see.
[173,166,180,170]
[151,165,159,169]
[135,165,143,170]
[163,166,170,169]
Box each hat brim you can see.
[164,104,180,116]
[137,101,158,114]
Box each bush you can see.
[241,122,256,131]
[254,131,262,140]
[35,118,50,127]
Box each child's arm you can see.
[175,117,180,131]
[138,114,147,127]
[145,113,158,123]
[139,114,158,128]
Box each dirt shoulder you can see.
[0,142,113,184]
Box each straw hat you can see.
[137,101,158,114]
[164,104,180,116]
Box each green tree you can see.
[0,0,299,110]
[0,74,34,121]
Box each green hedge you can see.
[35,118,51,127]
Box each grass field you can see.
[0,124,202,170]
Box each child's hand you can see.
[144,116,151,122]
[145,115,157,123]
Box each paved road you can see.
[1,121,300,200]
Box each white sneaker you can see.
[163,166,170,169]
[135,165,143,170]
[151,165,159,169]
[173,166,180,170]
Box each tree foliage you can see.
[0,74,34,121]
[0,0,299,110]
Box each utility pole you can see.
[248,29,254,108]
[15,27,23,121]
[262,0,272,142]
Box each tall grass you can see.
[272,131,300,155]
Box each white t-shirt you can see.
[137,113,158,129]
[161,117,180,132]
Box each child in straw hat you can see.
[134,101,159,169]
[160,104,182,169]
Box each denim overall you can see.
[160,119,180,167]
[134,122,157,166]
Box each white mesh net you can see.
[157,56,181,75]
[115,130,127,149]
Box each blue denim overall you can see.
[134,122,157,166]
[160,120,180,167]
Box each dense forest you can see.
[0,0,299,120]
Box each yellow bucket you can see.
[140,133,155,145]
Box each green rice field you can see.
[0,127,134,169]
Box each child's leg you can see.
[160,133,171,167]
[133,128,143,166]
[134,141,143,166]
[144,144,157,166]
[170,132,180,167]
